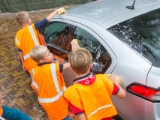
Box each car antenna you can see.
[126,0,136,10]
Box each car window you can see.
[43,22,68,44]
[42,22,74,59]
[42,22,112,73]
[107,8,160,67]
[74,27,112,73]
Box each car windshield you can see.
[107,8,160,67]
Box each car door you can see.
[41,20,117,87]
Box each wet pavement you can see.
[0,5,77,120]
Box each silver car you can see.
[40,0,160,120]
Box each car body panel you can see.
[145,67,160,120]
[58,0,160,25]
[41,0,160,119]
[101,2,160,29]
[147,67,160,88]
[145,101,160,120]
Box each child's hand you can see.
[22,64,26,71]
[57,8,66,14]
[108,74,120,85]
[71,39,79,51]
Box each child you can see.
[15,8,65,74]
[30,44,78,120]
[64,48,126,120]
[0,87,31,120]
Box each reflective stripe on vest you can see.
[15,38,20,45]
[50,64,61,93]
[88,104,112,118]
[32,78,39,90]
[23,54,30,60]
[32,64,66,103]
[30,68,34,75]
[28,25,39,46]
[23,25,39,60]
[38,86,66,103]
[31,69,39,90]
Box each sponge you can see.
[108,74,121,85]
[71,39,78,45]
[116,76,121,85]
[58,8,66,14]
[71,39,80,51]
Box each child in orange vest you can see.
[0,87,31,120]
[64,48,126,120]
[29,43,79,120]
[15,8,65,74]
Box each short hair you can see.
[68,48,92,75]
[30,45,48,62]
[15,11,29,25]
[100,52,110,63]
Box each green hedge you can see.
[0,0,89,13]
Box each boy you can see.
[0,88,31,120]
[15,8,65,74]
[64,48,126,120]
[30,44,78,120]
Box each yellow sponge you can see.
[71,39,78,45]
[58,8,66,14]
[108,74,121,85]
[116,76,121,85]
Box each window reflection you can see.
[108,8,160,66]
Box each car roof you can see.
[65,0,160,25]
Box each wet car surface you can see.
[40,0,160,120]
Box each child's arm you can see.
[60,39,79,71]
[18,51,26,70]
[46,8,64,22]
[61,39,79,71]
[2,106,31,120]
[63,63,70,70]
[71,39,79,52]
[109,74,126,98]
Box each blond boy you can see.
[64,48,126,120]
[15,8,65,74]
[30,45,72,120]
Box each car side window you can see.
[108,8,160,67]
[74,27,112,73]
[41,22,112,73]
[42,22,74,59]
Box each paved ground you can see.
[0,5,77,120]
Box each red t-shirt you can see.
[67,73,119,120]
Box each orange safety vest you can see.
[15,24,46,72]
[0,107,3,116]
[64,74,117,120]
[31,63,68,120]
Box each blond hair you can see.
[30,45,48,62]
[68,48,92,75]
[15,11,29,25]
